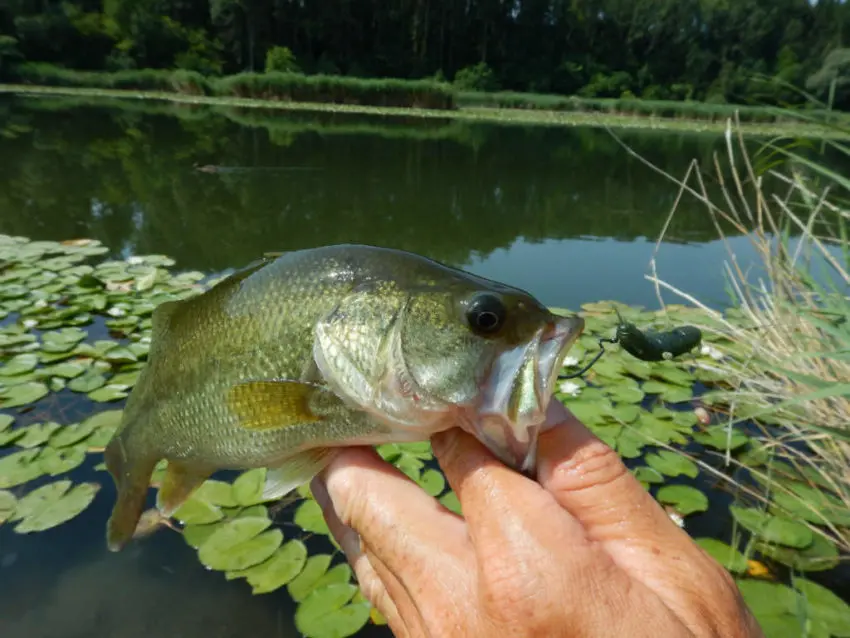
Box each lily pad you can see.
[730,506,814,549]
[645,450,699,479]
[632,465,665,485]
[67,370,107,393]
[656,485,709,515]
[295,584,369,638]
[234,539,308,594]
[0,353,39,376]
[294,499,331,536]
[183,522,221,549]
[0,490,16,523]
[695,538,748,573]
[0,448,44,487]
[232,468,268,506]
[615,427,648,458]
[49,421,97,448]
[38,444,88,475]
[197,515,281,571]
[418,468,446,497]
[794,578,850,636]
[16,421,62,448]
[173,496,225,525]
[1,381,49,407]
[12,480,99,533]
[39,361,87,379]
[755,533,840,573]
[288,554,334,602]
[692,425,750,451]
[439,490,462,516]
[88,384,129,402]
[194,480,239,508]
[768,482,850,527]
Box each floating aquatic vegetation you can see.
[1,237,847,637]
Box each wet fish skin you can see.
[104,244,584,551]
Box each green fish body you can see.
[104,244,584,551]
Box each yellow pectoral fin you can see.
[227,380,328,431]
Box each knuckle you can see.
[553,437,630,493]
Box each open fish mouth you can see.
[475,314,585,474]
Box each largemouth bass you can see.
[104,244,584,551]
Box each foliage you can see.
[3,0,850,110]
[265,46,299,74]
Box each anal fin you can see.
[156,460,214,517]
[262,447,338,501]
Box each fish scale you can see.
[103,244,584,552]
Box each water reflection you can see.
[0,95,820,310]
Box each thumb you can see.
[536,400,696,549]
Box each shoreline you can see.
[2,83,847,138]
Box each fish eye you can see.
[466,293,506,335]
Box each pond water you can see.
[0,96,848,638]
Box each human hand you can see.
[310,400,764,638]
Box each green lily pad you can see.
[108,370,140,387]
[615,427,649,458]
[103,347,138,364]
[692,425,750,451]
[173,496,225,525]
[232,468,268,506]
[607,403,641,423]
[288,554,333,602]
[695,538,748,573]
[0,448,44,487]
[652,365,694,386]
[38,444,88,475]
[0,353,39,376]
[233,539,308,594]
[294,499,330,536]
[41,327,87,352]
[197,516,281,571]
[295,584,369,638]
[755,532,840,573]
[39,361,87,379]
[439,490,462,516]
[183,522,221,549]
[768,482,850,527]
[645,450,699,479]
[418,468,446,497]
[564,399,613,426]
[12,480,99,533]
[794,578,850,636]
[194,479,239,508]
[0,489,17,523]
[67,370,107,393]
[730,506,814,549]
[632,465,665,485]
[390,456,420,484]
[88,384,129,402]
[656,485,709,515]
[82,409,123,431]
[16,421,62,448]
[49,421,97,448]
[1,381,49,407]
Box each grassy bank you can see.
[12,63,455,110]
[456,90,846,125]
[4,63,850,137]
[3,84,849,139]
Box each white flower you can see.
[667,509,685,528]
[562,355,580,368]
[22,319,38,329]
[107,306,126,317]
[700,344,724,361]
[558,380,581,397]
[127,256,145,265]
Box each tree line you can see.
[1,0,850,108]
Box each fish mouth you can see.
[475,313,585,474]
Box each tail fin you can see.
[104,436,157,552]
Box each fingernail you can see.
[339,527,363,561]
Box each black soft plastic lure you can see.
[559,310,703,379]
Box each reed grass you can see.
[620,114,850,553]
